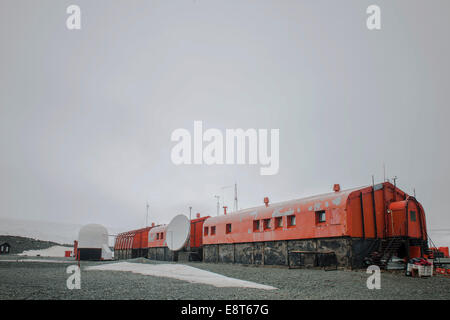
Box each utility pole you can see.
[188,206,192,252]
[214,195,220,216]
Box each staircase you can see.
[370,237,404,269]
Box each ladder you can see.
[370,237,403,269]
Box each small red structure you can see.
[115,226,153,259]
[439,247,449,258]
[73,240,78,259]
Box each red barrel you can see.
[409,246,421,258]
[439,247,449,258]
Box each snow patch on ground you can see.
[85,262,277,290]
[18,245,73,257]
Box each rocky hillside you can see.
[0,235,65,254]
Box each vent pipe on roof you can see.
[151,222,155,227]
[223,206,228,215]
[196,213,200,218]
[264,197,269,207]
[333,184,341,192]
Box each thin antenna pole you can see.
[214,195,220,216]
[188,206,192,251]
[234,182,238,212]
[371,175,375,187]
[383,163,386,182]
[413,188,416,197]
[146,202,149,227]
[393,176,398,187]
[393,176,398,201]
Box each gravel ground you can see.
[1,255,449,300]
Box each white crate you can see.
[420,265,433,277]
[408,264,433,277]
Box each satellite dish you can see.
[166,214,190,251]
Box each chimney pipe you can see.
[264,197,269,207]
[223,206,228,215]
[333,184,340,192]
[196,213,200,218]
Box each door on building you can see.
[388,200,423,238]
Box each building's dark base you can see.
[114,249,145,260]
[78,248,102,261]
[114,247,204,262]
[203,237,428,269]
[203,237,351,267]
[113,237,428,268]
[148,247,177,261]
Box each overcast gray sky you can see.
[1,0,449,234]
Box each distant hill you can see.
[0,217,80,244]
[0,217,124,247]
[0,235,64,254]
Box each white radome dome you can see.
[78,224,109,249]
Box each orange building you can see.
[202,182,427,268]
[114,226,152,260]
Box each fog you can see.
[1,1,449,241]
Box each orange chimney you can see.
[151,222,155,227]
[333,184,340,192]
[196,213,200,218]
[264,197,269,207]
[223,206,228,215]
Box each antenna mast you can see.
[214,195,220,216]
[234,182,238,212]
[146,202,149,227]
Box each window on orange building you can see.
[204,226,209,236]
[211,226,216,235]
[263,219,271,230]
[316,210,326,223]
[156,233,160,240]
[253,220,260,232]
[275,217,283,228]
[287,215,296,226]
[160,232,164,240]
[226,223,232,234]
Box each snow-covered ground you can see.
[85,262,277,290]
[18,245,73,257]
